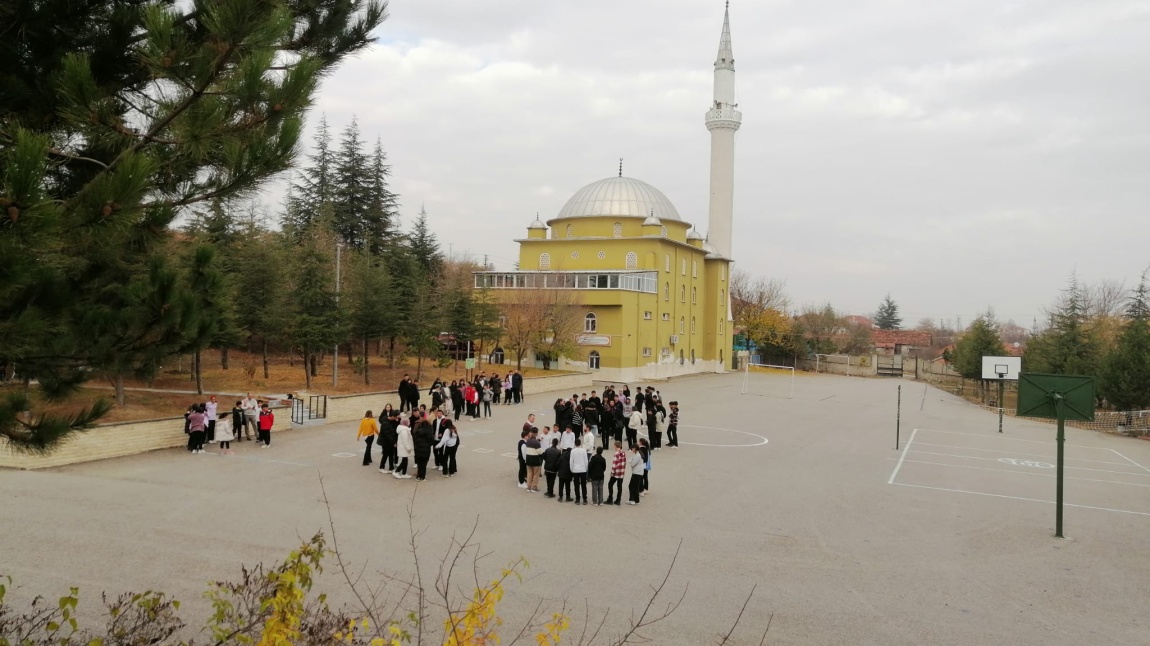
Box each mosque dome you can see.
[554,176,682,221]
[527,215,547,229]
[687,229,704,240]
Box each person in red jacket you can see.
[257,402,274,447]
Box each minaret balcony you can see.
[705,107,742,130]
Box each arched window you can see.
[720,289,725,302]
[720,319,725,333]
[693,260,698,278]
[661,226,668,238]
[566,224,573,238]
[681,258,686,275]
[680,285,686,302]
[584,313,597,333]
[664,282,669,301]
[679,317,685,334]
[691,317,696,333]
[539,252,551,270]
[588,350,601,370]
[691,287,697,304]
[625,252,637,269]
[720,265,725,281]
[613,222,622,238]
[664,254,670,273]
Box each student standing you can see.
[557,447,573,502]
[666,401,680,448]
[569,439,589,505]
[216,413,235,454]
[560,426,576,450]
[516,429,529,489]
[231,401,245,442]
[581,424,596,452]
[638,438,651,495]
[431,410,447,468]
[412,420,435,481]
[606,442,627,505]
[378,410,399,472]
[257,403,274,447]
[523,430,543,492]
[393,418,413,478]
[205,396,218,443]
[542,438,561,498]
[588,447,607,506]
[646,399,665,450]
[357,411,379,466]
[240,393,259,440]
[627,445,644,505]
[626,408,643,449]
[435,420,460,477]
[188,405,207,454]
[482,385,493,418]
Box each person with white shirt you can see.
[205,396,218,443]
[559,427,576,450]
[569,439,589,505]
[626,409,644,450]
[541,425,560,452]
[627,445,645,505]
[435,419,460,477]
[393,420,414,479]
[240,393,259,441]
[581,423,596,453]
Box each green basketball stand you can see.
[1016,373,1095,539]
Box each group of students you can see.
[184,393,275,454]
[400,370,526,423]
[517,427,653,505]
[357,406,462,481]
[549,385,680,455]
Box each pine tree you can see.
[875,294,902,330]
[367,136,400,254]
[288,223,344,390]
[347,252,395,385]
[1099,273,1150,411]
[953,311,1005,380]
[332,117,373,249]
[0,0,387,452]
[409,205,444,277]
[285,117,337,236]
[1025,274,1102,376]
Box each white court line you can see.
[472,448,493,453]
[912,442,1129,466]
[908,450,1150,477]
[916,428,1105,450]
[889,482,1150,517]
[1110,449,1150,475]
[902,459,1150,488]
[888,428,919,484]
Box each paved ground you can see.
[2,372,1148,645]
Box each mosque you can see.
[475,5,742,382]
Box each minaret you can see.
[705,1,741,259]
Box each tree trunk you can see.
[377,338,384,357]
[246,335,253,353]
[221,347,229,370]
[388,337,397,369]
[416,348,424,381]
[310,352,318,377]
[304,352,312,389]
[346,342,354,365]
[363,335,370,385]
[194,349,204,395]
[114,373,126,407]
[262,338,270,379]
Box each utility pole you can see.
[333,241,343,388]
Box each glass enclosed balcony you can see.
[474,270,657,294]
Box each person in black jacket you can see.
[398,375,411,412]
[412,420,435,481]
[542,438,562,498]
[587,447,607,506]
[511,370,523,404]
[451,382,465,421]
[378,410,399,472]
[557,447,573,502]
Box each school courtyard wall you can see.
[0,407,292,470]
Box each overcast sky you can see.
[287,0,1150,328]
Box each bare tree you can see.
[1083,278,1127,319]
[498,285,584,370]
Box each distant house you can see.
[873,329,932,355]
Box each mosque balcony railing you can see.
[474,270,657,294]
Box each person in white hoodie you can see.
[215,414,235,454]
[394,420,414,479]
[626,408,644,450]
[569,438,590,505]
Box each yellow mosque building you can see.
[475,5,742,382]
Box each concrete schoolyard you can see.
[2,371,1148,645]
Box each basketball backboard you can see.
[1016,373,1095,421]
[981,356,1021,380]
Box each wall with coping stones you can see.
[0,406,292,471]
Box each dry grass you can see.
[3,386,193,424]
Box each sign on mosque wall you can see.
[576,335,612,346]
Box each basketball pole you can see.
[1054,394,1066,539]
[997,379,1005,433]
[895,384,901,450]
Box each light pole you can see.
[333,241,343,388]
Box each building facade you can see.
[475,6,741,382]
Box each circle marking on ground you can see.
[998,457,1054,468]
[677,424,768,448]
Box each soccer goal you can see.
[740,362,795,399]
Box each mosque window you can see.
[681,258,686,275]
[613,222,622,238]
[584,313,597,333]
[588,351,601,370]
[680,285,686,302]
[693,260,698,278]
[679,317,685,334]
[692,287,697,304]
[539,253,551,270]
[691,317,696,334]
[566,224,573,238]
[571,251,579,259]
[720,319,725,333]
[643,347,653,357]
[720,289,725,302]
[665,254,670,273]
[664,283,669,301]
[661,226,668,238]
[720,265,725,281]
[597,251,606,259]
[625,252,637,269]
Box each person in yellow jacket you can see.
[358,410,380,466]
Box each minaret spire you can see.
[705,1,741,260]
[619,158,623,177]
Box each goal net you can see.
[740,363,795,399]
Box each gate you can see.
[291,395,328,425]
[876,354,903,377]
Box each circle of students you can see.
[184,393,275,454]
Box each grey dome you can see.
[555,176,682,221]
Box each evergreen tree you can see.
[1099,273,1150,411]
[285,117,336,236]
[231,226,290,379]
[287,224,344,390]
[332,117,373,249]
[409,205,444,277]
[367,136,400,254]
[953,311,1005,380]
[1025,274,1102,376]
[875,294,902,330]
[347,252,395,385]
[0,0,387,452]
